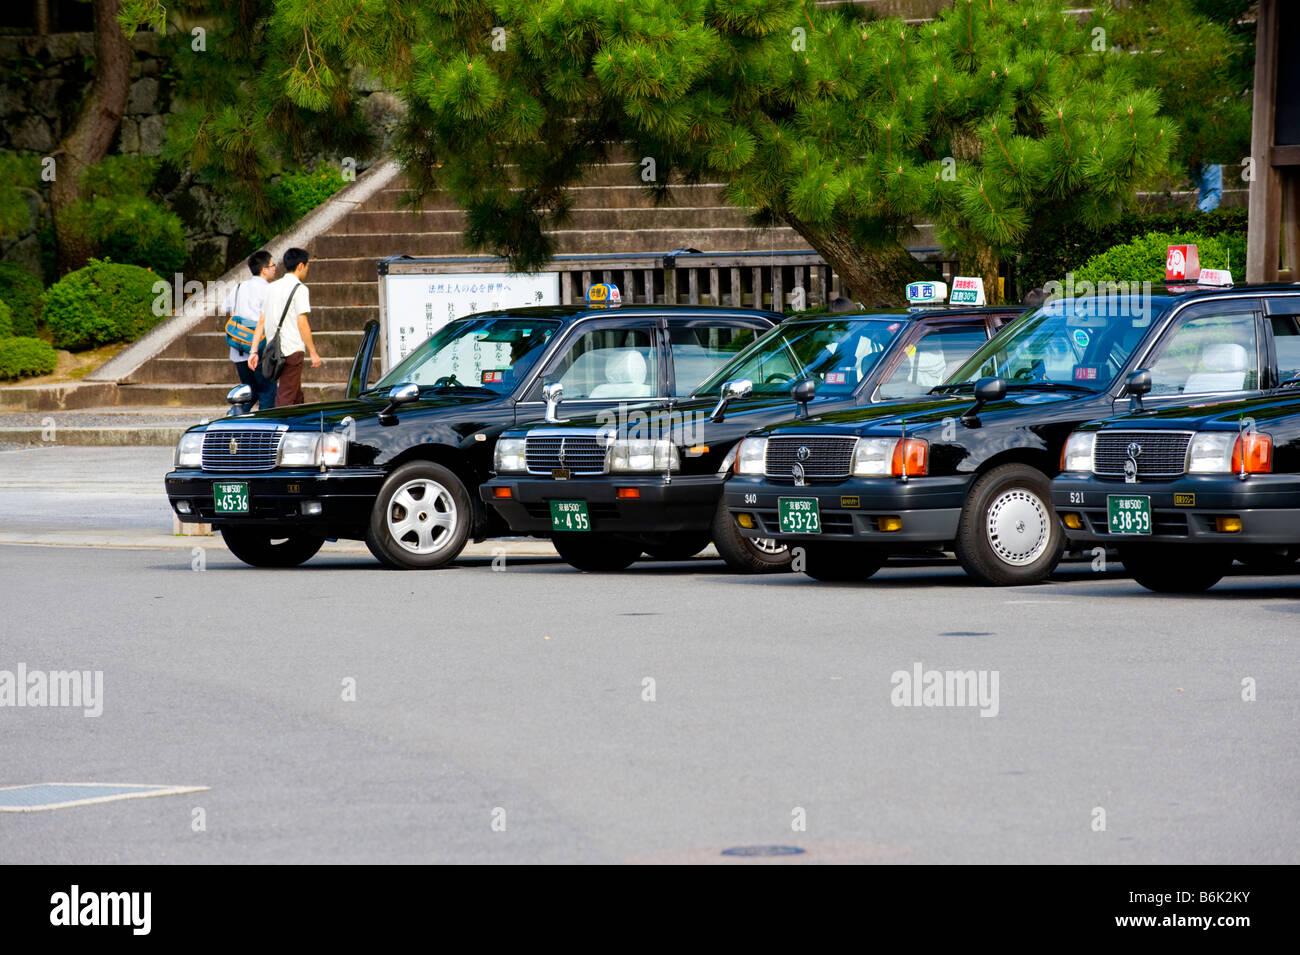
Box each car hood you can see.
[191,392,501,432]
[1080,393,1300,433]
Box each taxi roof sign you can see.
[1197,268,1233,287]
[949,276,986,306]
[906,281,947,305]
[585,283,621,308]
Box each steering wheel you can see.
[764,372,792,384]
[1011,360,1045,382]
[433,374,462,388]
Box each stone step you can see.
[164,330,369,359]
[305,281,380,307]
[131,355,363,385]
[354,181,732,215]
[331,203,754,236]
[116,382,347,407]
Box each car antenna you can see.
[319,410,326,473]
[899,417,908,483]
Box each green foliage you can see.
[0,336,58,380]
[0,300,11,337]
[64,157,187,274]
[0,263,44,337]
[43,259,162,351]
[246,163,348,248]
[1074,230,1247,286]
[1017,207,1247,294]
[0,153,40,238]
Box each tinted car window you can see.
[1270,314,1300,384]
[374,316,559,393]
[542,325,659,399]
[1146,307,1258,396]
[669,324,759,396]
[878,325,989,399]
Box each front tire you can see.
[710,501,792,573]
[1119,545,1231,593]
[551,533,644,572]
[220,528,324,568]
[954,464,1063,586]
[798,542,885,582]
[365,461,473,569]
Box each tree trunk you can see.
[780,211,928,307]
[34,0,51,35]
[963,240,1002,305]
[50,0,131,274]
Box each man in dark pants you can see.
[248,247,321,406]
[220,250,277,410]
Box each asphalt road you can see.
[1,541,1297,864]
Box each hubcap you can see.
[985,487,1050,567]
[386,478,458,555]
[751,537,788,556]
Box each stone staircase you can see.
[112,154,810,408]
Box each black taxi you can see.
[165,302,776,568]
[723,283,1300,586]
[1052,389,1300,592]
[481,291,1019,572]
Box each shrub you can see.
[247,163,347,248]
[63,156,187,274]
[0,300,11,337]
[1073,231,1248,287]
[43,259,161,351]
[1016,208,1247,296]
[0,335,57,380]
[0,262,43,336]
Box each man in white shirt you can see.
[219,250,276,410]
[249,247,322,407]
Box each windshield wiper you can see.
[1003,381,1094,393]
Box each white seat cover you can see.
[589,349,654,398]
[1184,342,1247,393]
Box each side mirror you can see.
[791,377,818,418]
[225,383,253,417]
[543,381,566,423]
[378,382,419,424]
[961,376,1006,426]
[1125,369,1152,412]
[709,378,753,422]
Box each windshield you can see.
[691,317,908,397]
[944,298,1154,392]
[372,316,560,394]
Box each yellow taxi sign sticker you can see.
[585,283,622,308]
[1174,493,1195,507]
[841,495,860,508]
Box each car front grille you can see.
[525,434,608,475]
[201,429,283,471]
[765,436,857,481]
[1094,431,1193,479]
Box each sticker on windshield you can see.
[481,369,505,384]
[887,323,901,333]
[1073,366,1098,381]
[825,371,847,385]
[1072,329,1090,348]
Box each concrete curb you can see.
[0,426,188,446]
[87,159,403,386]
[0,533,562,557]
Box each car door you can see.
[514,317,666,424]
[664,316,771,397]
[1262,296,1300,390]
[346,319,381,399]
[1118,298,1266,412]
[872,321,993,401]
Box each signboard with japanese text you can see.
[380,270,561,367]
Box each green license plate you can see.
[550,499,590,532]
[214,481,249,514]
[1107,495,1151,535]
[778,497,821,534]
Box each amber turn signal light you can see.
[616,487,640,499]
[1215,516,1243,533]
[1231,433,1272,474]
[891,438,928,476]
[736,512,755,529]
[493,486,512,499]
[1062,512,1084,530]
[876,516,903,532]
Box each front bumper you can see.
[722,474,972,545]
[1052,473,1300,545]
[481,473,724,534]
[164,467,386,534]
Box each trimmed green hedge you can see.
[43,259,161,351]
[1017,208,1248,296]
[0,335,57,380]
[247,163,347,248]
[0,263,43,337]
[0,300,11,337]
[1074,231,1248,287]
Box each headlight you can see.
[608,438,679,472]
[1188,431,1272,474]
[495,437,527,473]
[1061,432,1095,473]
[279,433,320,467]
[734,437,767,475]
[175,431,203,468]
[1186,432,1235,473]
[851,438,897,476]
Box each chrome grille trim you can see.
[764,435,858,479]
[524,432,608,475]
[1094,430,1194,479]
[201,428,285,471]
